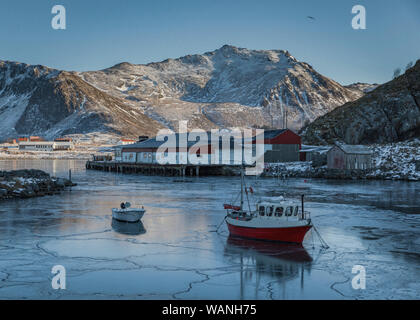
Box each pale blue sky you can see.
[0,0,419,84]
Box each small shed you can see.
[327,144,373,170]
[299,145,330,162]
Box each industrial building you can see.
[115,134,213,165]
[114,129,302,165]
[327,144,373,170]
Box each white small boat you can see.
[112,202,145,223]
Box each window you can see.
[266,206,273,217]
[259,206,265,216]
[294,206,299,216]
[286,206,293,216]
[275,207,283,217]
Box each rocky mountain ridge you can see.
[302,60,420,145]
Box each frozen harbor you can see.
[0,160,419,300]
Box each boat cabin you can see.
[227,201,308,221]
[257,202,300,218]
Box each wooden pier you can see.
[85,161,241,177]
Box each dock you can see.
[85,161,242,177]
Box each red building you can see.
[54,137,73,142]
[262,129,302,146]
[29,136,44,142]
[258,129,302,162]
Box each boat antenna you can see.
[244,180,252,213]
[240,137,245,212]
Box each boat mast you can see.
[240,136,245,212]
[240,165,244,211]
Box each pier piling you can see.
[85,160,240,177]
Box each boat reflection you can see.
[224,236,313,299]
[111,219,147,236]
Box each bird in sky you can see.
[307,16,316,21]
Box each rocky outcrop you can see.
[0,169,75,200]
[302,60,420,145]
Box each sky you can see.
[0,0,419,85]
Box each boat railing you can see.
[301,211,311,220]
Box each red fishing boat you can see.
[224,168,312,244]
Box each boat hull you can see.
[226,222,312,244]
[112,209,145,223]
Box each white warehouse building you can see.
[18,141,74,151]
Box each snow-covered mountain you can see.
[0,61,163,140]
[81,45,365,131]
[0,45,369,140]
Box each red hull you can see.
[227,222,312,244]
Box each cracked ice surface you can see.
[0,160,419,299]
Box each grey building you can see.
[327,144,373,170]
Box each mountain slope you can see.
[80,45,365,131]
[344,82,378,95]
[0,46,372,141]
[302,60,420,145]
[0,61,163,139]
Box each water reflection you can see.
[111,219,147,236]
[224,236,312,299]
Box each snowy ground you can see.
[265,162,313,175]
[370,140,420,181]
[265,140,420,181]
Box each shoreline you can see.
[0,156,91,160]
[0,151,94,161]
[263,162,420,182]
[1,156,419,182]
